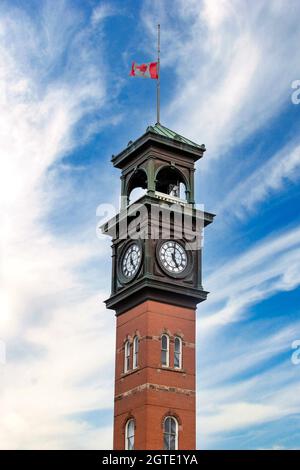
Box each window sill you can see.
[160,366,186,374]
[120,365,186,379]
[121,367,140,378]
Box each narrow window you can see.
[125,419,135,450]
[174,337,182,369]
[161,334,169,367]
[124,341,130,373]
[163,416,178,450]
[133,336,139,369]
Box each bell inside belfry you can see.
[168,184,179,197]
[156,166,186,200]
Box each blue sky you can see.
[1,0,300,449]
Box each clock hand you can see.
[129,253,134,268]
[171,250,179,268]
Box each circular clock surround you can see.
[119,241,142,283]
[156,240,192,278]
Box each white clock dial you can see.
[122,243,141,279]
[159,241,188,274]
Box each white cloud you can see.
[218,141,300,218]
[142,0,300,158]
[91,3,115,26]
[199,321,300,388]
[197,317,300,446]
[200,402,280,435]
[198,362,300,447]
[0,1,115,449]
[199,225,300,329]
[0,294,115,449]
[1,0,299,450]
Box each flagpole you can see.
[157,23,160,124]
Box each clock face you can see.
[159,241,188,274]
[121,243,142,279]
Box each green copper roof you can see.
[111,122,205,167]
[146,123,203,149]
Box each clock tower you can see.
[102,123,214,450]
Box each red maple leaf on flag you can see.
[130,62,158,79]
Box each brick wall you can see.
[113,300,196,450]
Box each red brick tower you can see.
[102,123,214,450]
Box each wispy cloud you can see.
[218,141,300,218]
[1,0,300,451]
[200,224,300,329]
[91,2,116,27]
[142,0,300,157]
[197,317,300,447]
[198,361,300,449]
[0,0,116,449]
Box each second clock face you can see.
[122,243,142,279]
[159,241,188,274]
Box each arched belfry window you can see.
[174,337,182,369]
[127,169,147,204]
[161,334,169,367]
[163,416,178,450]
[125,419,135,450]
[133,336,139,369]
[124,340,130,373]
[155,166,187,200]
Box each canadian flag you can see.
[130,61,158,79]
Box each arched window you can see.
[127,169,147,205]
[161,334,169,367]
[155,166,187,201]
[124,341,130,373]
[174,337,182,369]
[125,419,135,450]
[163,416,178,450]
[133,336,139,369]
